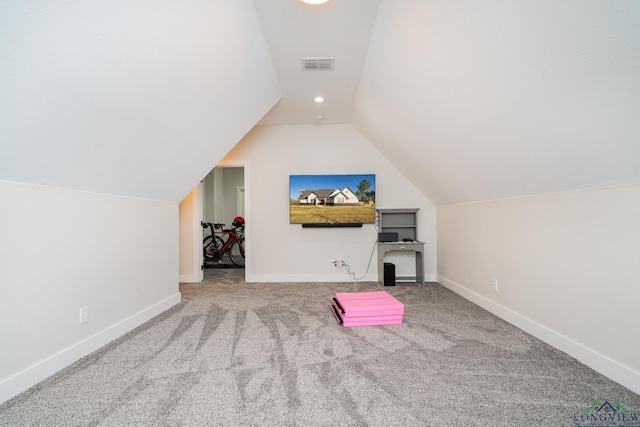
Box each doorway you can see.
[202,162,247,277]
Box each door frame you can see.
[195,180,204,282]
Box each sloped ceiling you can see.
[353,0,640,205]
[0,0,280,203]
[3,1,639,206]
[253,0,381,125]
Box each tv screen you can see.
[289,174,376,225]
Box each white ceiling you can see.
[0,0,280,202]
[2,0,639,205]
[253,0,640,205]
[252,0,381,125]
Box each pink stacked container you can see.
[331,290,404,327]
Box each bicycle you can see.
[203,220,245,267]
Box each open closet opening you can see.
[202,165,246,277]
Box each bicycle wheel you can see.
[203,235,224,260]
[228,239,245,267]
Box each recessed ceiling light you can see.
[302,0,329,4]
[314,96,324,103]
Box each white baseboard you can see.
[179,273,200,283]
[245,273,437,284]
[246,273,379,283]
[0,292,182,405]
[437,275,640,395]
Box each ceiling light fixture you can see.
[314,96,324,103]
[302,0,329,4]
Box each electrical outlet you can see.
[80,306,89,324]
[492,279,499,292]
[332,260,344,268]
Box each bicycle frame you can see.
[203,222,245,266]
[216,229,244,254]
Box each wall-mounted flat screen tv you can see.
[289,174,376,226]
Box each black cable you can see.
[342,237,377,282]
[338,211,380,282]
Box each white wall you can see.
[203,171,219,224]
[0,0,279,406]
[221,168,245,227]
[203,167,245,228]
[0,0,280,203]
[356,0,640,205]
[223,124,436,283]
[437,184,640,394]
[0,181,180,404]
[179,185,202,283]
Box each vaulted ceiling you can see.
[253,0,640,205]
[2,0,640,205]
[0,0,280,202]
[252,0,381,125]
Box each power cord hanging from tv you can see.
[339,237,377,282]
[332,213,379,281]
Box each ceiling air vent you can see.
[301,57,335,71]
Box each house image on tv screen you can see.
[298,187,360,206]
[289,174,376,225]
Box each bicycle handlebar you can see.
[203,222,225,230]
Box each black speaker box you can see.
[378,232,398,242]
[383,262,396,286]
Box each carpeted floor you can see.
[1,269,638,426]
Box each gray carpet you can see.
[1,269,638,426]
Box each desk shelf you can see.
[377,208,418,241]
